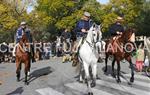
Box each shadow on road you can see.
[28,66,53,84]
[6,87,23,95]
[102,65,116,76]
[102,65,126,76]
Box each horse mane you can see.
[121,28,134,42]
[21,33,29,43]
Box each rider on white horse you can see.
[77,23,102,95]
[73,12,93,63]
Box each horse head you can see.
[121,28,135,43]
[88,24,102,44]
[21,33,29,43]
[19,33,30,50]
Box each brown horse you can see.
[105,29,135,83]
[15,33,31,85]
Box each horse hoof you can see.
[25,82,29,85]
[91,82,96,88]
[117,79,121,83]
[96,76,101,80]
[112,73,116,78]
[88,92,93,95]
[79,81,83,83]
[130,77,134,83]
[104,69,107,72]
[128,82,132,85]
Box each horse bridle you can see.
[86,28,100,48]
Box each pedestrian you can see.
[136,44,145,72]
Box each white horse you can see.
[78,24,102,95]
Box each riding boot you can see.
[72,37,84,67]
[98,57,103,63]
[31,45,36,63]
[72,51,79,67]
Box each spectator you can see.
[136,44,145,72]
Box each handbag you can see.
[144,56,149,66]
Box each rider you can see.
[109,16,125,40]
[72,11,93,64]
[12,22,35,62]
[12,21,27,57]
[16,22,27,43]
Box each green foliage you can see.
[0,0,149,42]
[101,0,144,32]
[136,0,150,36]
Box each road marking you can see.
[107,76,150,88]
[36,87,65,95]
[65,82,113,95]
[124,74,150,81]
[96,80,150,95]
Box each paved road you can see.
[0,57,150,95]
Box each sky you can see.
[27,0,109,13]
[97,0,109,4]
[27,5,34,14]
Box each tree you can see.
[0,0,33,43]
[0,1,18,43]
[136,0,150,36]
[35,0,104,37]
[101,0,144,32]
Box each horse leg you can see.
[79,63,84,83]
[91,63,97,88]
[116,60,121,83]
[112,58,116,78]
[16,58,21,82]
[27,56,31,76]
[83,62,93,95]
[28,61,31,76]
[126,57,134,83]
[129,61,134,83]
[104,53,109,72]
[24,61,29,85]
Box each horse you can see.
[104,28,135,83]
[15,33,31,85]
[76,24,102,95]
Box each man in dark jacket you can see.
[109,16,125,40]
[72,11,93,65]
[12,22,35,62]
[75,12,93,37]
[74,12,93,52]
